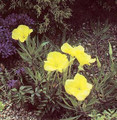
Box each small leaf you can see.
[57,101,74,110]
[0,101,5,111]
[78,65,84,71]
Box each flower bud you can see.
[96,56,101,68]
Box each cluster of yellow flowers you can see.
[61,43,96,67]
[12,25,33,42]
[11,25,94,101]
[44,43,95,101]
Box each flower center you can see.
[77,87,81,90]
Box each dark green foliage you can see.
[89,109,117,120]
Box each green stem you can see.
[68,65,71,78]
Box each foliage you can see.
[81,20,112,56]
[0,0,75,35]
[53,42,117,119]
[0,26,117,119]
[89,109,117,120]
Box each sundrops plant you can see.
[44,43,95,103]
[0,24,116,119]
[3,28,96,119]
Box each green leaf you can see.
[11,88,17,92]
[65,94,78,107]
[78,65,84,71]
[0,101,5,111]
[61,28,66,44]
[57,101,74,110]
[62,97,73,108]
[82,30,92,38]
[87,98,97,106]
[41,41,49,47]
[18,51,29,61]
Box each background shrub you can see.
[0,0,75,34]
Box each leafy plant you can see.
[8,86,34,109]
[82,20,111,55]
[17,36,50,67]
[89,109,117,120]
[0,24,116,120]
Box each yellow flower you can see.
[12,25,33,42]
[44,51,69,73]
[65,73,93,101]
[76,52,96,66]
[61,43,84,56]
[61,43,96,67]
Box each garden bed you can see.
[0,0,117,120]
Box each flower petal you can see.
[44,61,57,71]
[65,79,77,95]
[74,73,87,89]
[76,53,95,66]
[61,43,74,56]
[75,90,91,101]
[12,29,20,40]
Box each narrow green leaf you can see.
[109,42,113,56]
[96,56,101,68]
[57,101,74,110]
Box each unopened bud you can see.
[96,56,101,68]
[109,42,113,56]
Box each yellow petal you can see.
[18,34,28,42]
[61,43,74,56]
[44,61,57,71]
[76,53,95,66]
[87,83,93,90]
[65,79,77,94]
[73,45,84,55]
[75,90,91,101]
[89,58,96,63]
[74,73,87,89]
[12,29,20,40]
